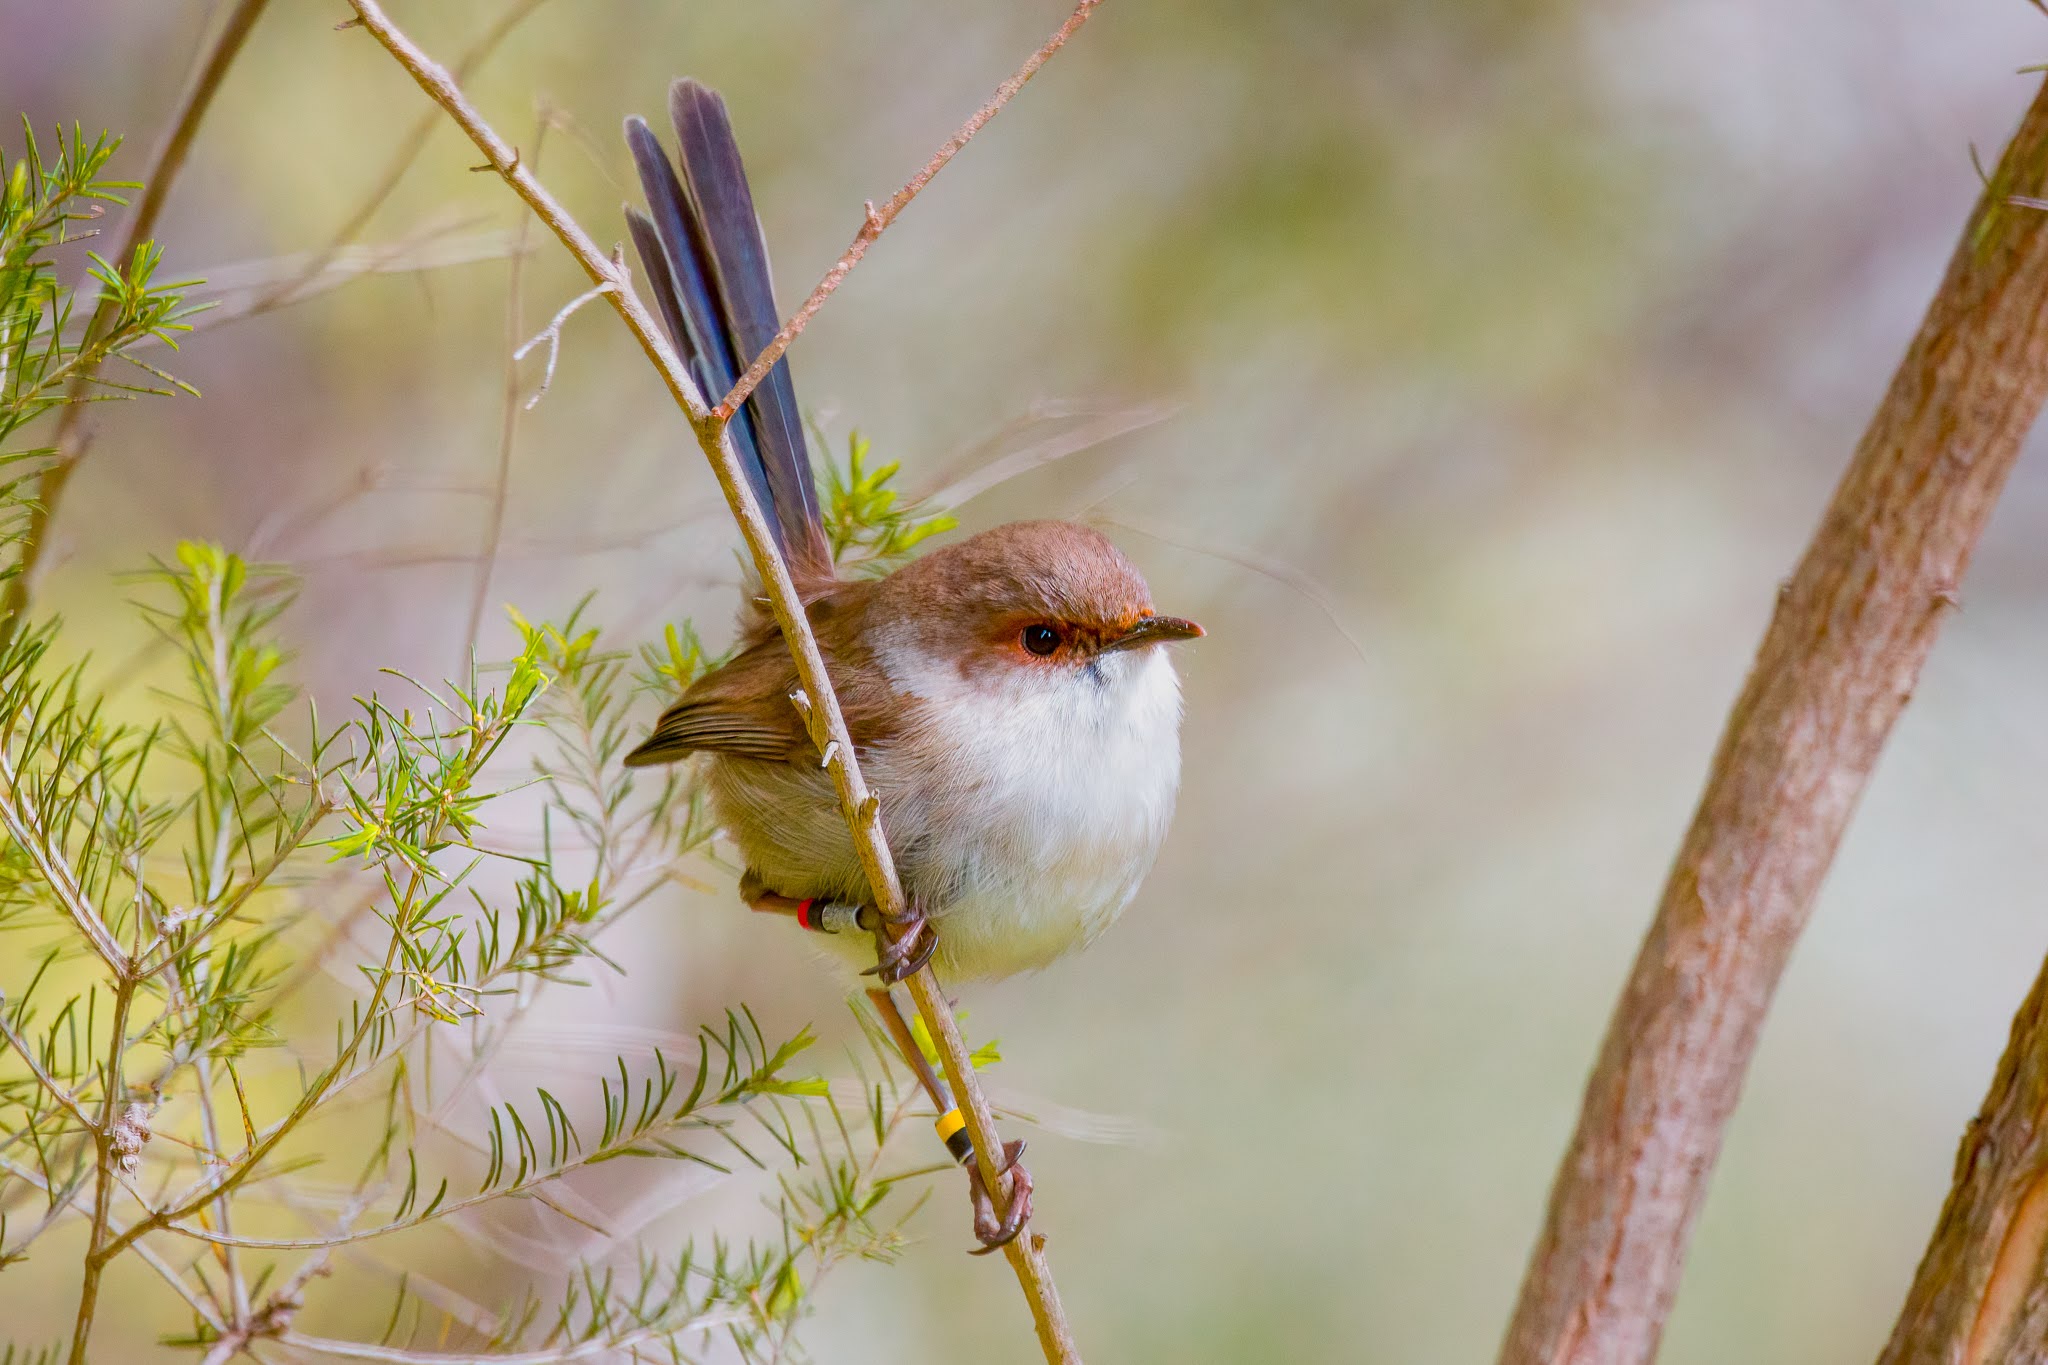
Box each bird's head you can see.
[870,521,1202,697]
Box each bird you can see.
[619,79,1202,1250]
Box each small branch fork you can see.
[1497,75,2048,1365]
[511,278,613,411]
[340,3,1090,1360]
[711,0,1103,423]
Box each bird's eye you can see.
[1021,624,1060,657]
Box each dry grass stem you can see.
[189,225,525,330]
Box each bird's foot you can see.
[860,902,936,985]
[967,1139,1032,1254]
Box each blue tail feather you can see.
[622,83,830,577]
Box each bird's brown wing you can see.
[623,579,895,768]
[623,637,805,765]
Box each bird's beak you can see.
[1102,614,1206,653]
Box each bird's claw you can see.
[861,905,936,984]
[967,1139,1032,1254]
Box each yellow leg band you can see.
[934,1108,974,1164]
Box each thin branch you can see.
[69,955,141,1365]
[199,1198,365,1365]
[2,0,271,631]
[913,397,1178,510]
[94,726,488,1267]
[339,3,1084,1359]
[713,0,1102,422]
[0,1151,224,1333]
[1498,75,2048,1365]
[1101,513,1369,668]
[194,1058,250,1326]
[156,1077,763,1251]
[0,751,130,973]
[134,791,335,977]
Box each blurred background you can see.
[4,0,2047,1360]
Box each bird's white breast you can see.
[870,641,1186,979]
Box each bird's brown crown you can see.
[872,520,1158,663]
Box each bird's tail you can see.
[624,80,832,581]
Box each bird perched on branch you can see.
[619,79,1201,1250]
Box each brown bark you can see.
[1499,78,2048,1365]
[1880,954,2048,1364]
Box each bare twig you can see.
[1498,76,2048,1365]
[4,0,548,636]
[339,3,1084,1359]
[510,280,612,412]
[1878,945,2048,1363]
[3,0,271,632]
[69,951,140,1365]
[712,0,1103,422]
[193,1059,250,1327]
[1101,514,1369,667]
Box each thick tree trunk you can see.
[1500,77,2048,1365]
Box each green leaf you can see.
[765,1260,802,1319]
[817,429,956,573]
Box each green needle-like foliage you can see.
[0,131,950,1365]
[0,125,200,605]
[0,539,938,1363]
[819,430,958,572]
